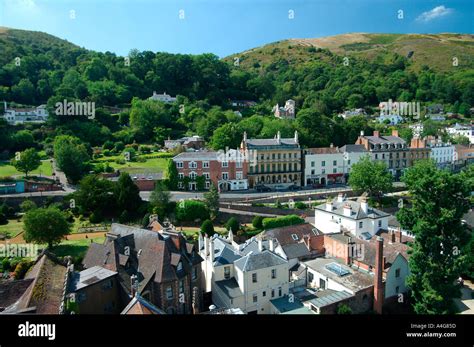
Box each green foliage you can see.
[294,201,307,209]
[114,172,142,216]
[336,303,352,314]
[204,185,220,219]
[11,148,41,177]
[176,200,209,222]
[150,181,172,217]
[262,215,305,230]
[200,219,215,237]
[226,217,240,233]
[167,159,179,190]
[23,207,71,248]
[348,155,393,197]
[20,200,37,212]
[74,175,116,217]
[53,135,90,184]
[252,215,263,229]
[196,176,206,191]
[13,260,32,280]
[397,161,472,314]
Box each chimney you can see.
[228,229,234,243]
[395,228,403,243]
[360,130,364,136]
[337,193,344,203]
[277,131,281,142]
[343,203,352,217]
[294,130,299,144]
[360,198,368,214]
[326,200,333,211]
[204,235,209,257]
[243,131,247,142]
[374,236,384,314]
[258,239,263,252]
[130,275,137,297]
[373,130,380,137]
[390,229,395,243]
[198,233,203,252]
[210,239,215,263]
[269,238,274,252]
[330,143,334,148]
[392,129,399,137]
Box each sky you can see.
[0,0,473,57]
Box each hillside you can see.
[225,33,474,73]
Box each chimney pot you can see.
[373,130,380,137]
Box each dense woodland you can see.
[0,28,473,158]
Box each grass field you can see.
[94,156,169,177]
[51,237,105,259]
[0,219,24,238]
[0,160,53,178]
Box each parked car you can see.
[256,185,272,192]
[288,184,301,191]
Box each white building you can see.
[337,108,366,120]
[149,91,177,103]
[1,102,48,125]
[273,99,295,120]
[376,114,404,125]
[199,233,290,314]
[313,194,391,240]
[447,123,474,144]
[304,144,367,187]
[425,137,454,169]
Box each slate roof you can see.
[259,223,320,246]
[212,236,242,266]
[214,278,244,299]
[315,198,389,220]
[245,138,299,148]
[121,294,166,314]
[173,151,219,161]
[69,266,117,292]
[308,290,353,308]
[270,296,316,314]
[306,147,341,155]
[82,224,203,296]
[234,250,287,272]
[281,243,311,259]
[362,135,406,145]
[340,144,368,153]
[0,279,34,310]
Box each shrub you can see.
[13,260,32,280]
[200,219,215,237]
[226,217,240,233]
[119,210,131,224]
[337,303,352,314]
[0,213,7,225]
[295,201,307,210]
[252,216,263,229]
[1,258,10,272]
[176,200,209,222]
[20,200,37,212]
[89,211,103,223]
[262,215,305,230]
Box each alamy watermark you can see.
[379,99,421,117]
[0,243,40,258]
[216,147,257,167]
[55,99,95,119]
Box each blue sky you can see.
[1,0,473,57]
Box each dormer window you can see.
[189,161,197,169]
[291,234,299,241]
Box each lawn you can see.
[50,237,105,259]
[94,157,169,178]
[0,160,53,178]
[0,219,24,238]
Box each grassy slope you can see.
[225,33,474,73]
[0,160,53,177]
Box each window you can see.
[378,220,382,227]
[271,289,275,298]
[178,173,184,179]
[333,160,337,166]
[263,291,266,297]
[271,269,277,279]
[322,169,325,174]
[322,161,326,167]
[222,161,228,168]
[203,161,209,168]
[375,154,378,159]
[333,168,337,173]
[236,171,243,180]
[278,287,282,297]
[359,221,363,228]
[224,266,230,279]
[253,294,258,303]
[166,286,173,300]
[189,161,197,169]
[348,160,351,165]
[178,182,184,189]
[395,268,400,278]
[222,172,229,180]
[204,172,210,179]
[311,161,315,167]
[179,280,184,294]
[205,181,211,189]
[291,234,298,241]
[236,161,242,168]
[252,273,257,283]
[177,162,183,168]
[189,172,197,180]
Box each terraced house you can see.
[241,131,302,188]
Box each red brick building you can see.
[172,150,248,191]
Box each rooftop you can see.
[234,250,287,272]
[69,266,117,291]
[270,296,316,314]
[315,198,389,220]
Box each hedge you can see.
[262,214,305,229]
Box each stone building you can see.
[241,131,302,188]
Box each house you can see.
[0,179,25,195]
[199,233,290,314]
[337,108,366,120]
[1,102,48,125]
[172,150,248,191]
[314,194,390,239]
[408,137,431,167]
[273,100,296,120]
[453,144,474,168]
[428,114,446,122]
[356,130,409,179]
[257,223,325,268]
[108,172,162,191]
[82,224,204,314]
[121,293,166,314]
[424,136,454,169]
[242,131,302,188]
[164,135,205,151]
[0,251,68,314]
[377,114,404,125]
[230,100,257,108]
[67,266,120,314]
[149,91,177,103]
[447,123,474,144]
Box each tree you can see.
[176,200,209,222]
[396,161,472,314]
[11,148,41,177]
[114,172,142,216]
[20,200,37,212]
[252,215,263,229]
[74,175,116,218]
[53,135,90,184]
[166,159,179,190]
[200,219,215,237]
[23,207,71,248]
[348,156,393,197]
[226,217,240,233]
[204,185,220,219]
[150,181,171,217]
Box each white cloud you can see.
[5,0,38,11]
[416,5,453,22]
